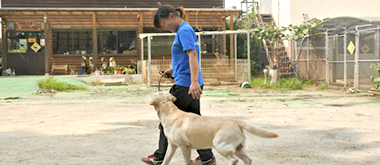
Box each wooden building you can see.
[0,0,240,75]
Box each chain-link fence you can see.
[293,34,327,81]
[138,31,252,87]
[293,29,380,91]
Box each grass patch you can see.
[317,82,329,90]
[90,80,103,86]
[249,77,315,90]
[37,77,88,91]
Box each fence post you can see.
[307,38,310,79]
[325,31,329,85]
[343,30,347,89]
[234,34,238,81]
[354,31,360,92]
[140,37,144,74]
[148,35,152,87]
[198,34,202,69]
[247,32,251,81]
[376,25,380,59]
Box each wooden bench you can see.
[51,64,68,75]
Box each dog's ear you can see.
[150,97,158,106]
[169,95,177,102]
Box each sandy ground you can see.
[0,85,379,165]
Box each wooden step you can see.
[280,72,296,76]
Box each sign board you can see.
[19,39,27,50]
[16,21,38,30]
[6,22,15,30]
[361,44,370,54]
[30,42,42,52]
[347,41,355,55]
[28,38,37,43]
[40,39,46,46]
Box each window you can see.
[200,28,219,54]
[98,29,136,54]
[52,29,92,54]
[143,28,173,54]
[7,32,45,53]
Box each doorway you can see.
[7,31,45,75]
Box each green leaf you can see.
[303,29,309,34]
[374,77,380,82]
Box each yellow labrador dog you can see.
[150,91,278,165]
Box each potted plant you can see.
[122,67,135,74]
[129,59,137,74]
[113,65,121,75]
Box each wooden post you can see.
[185,14,189,23]
[222,22,226,57]
[229,14,234,68]
[92,12,97,69]
[44,13,50,75]
[1,17,7,70]
[138,12,144,60]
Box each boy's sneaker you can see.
[194,155,216,165]
[141,154,163,165]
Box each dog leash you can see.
[158,70,174,91]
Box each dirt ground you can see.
[0,85,379,165]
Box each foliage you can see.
[226,10,260,76]
[100,65,121,73]
[226,4,322,78]
[251,18,322,44]
[369,63,380,90]
[37,77,87,91]
[90,80,103,86]
[240,5,258,30]
[317,82,329,90]
[122,67,135,74]
[249,77,314,90]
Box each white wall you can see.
[267,0,380,27]
[259,0,272,15]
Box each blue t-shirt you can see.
[171,22,204,87]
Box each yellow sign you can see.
[30,42,42,52]
[361,44,370,54]
[28,38,37,43]
[347,41,355,55]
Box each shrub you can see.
[37,77,87,91]
[249,77,314,90]
[369,63,380,90]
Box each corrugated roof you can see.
[322,16,380,33]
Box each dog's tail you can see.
[239,121,278,138]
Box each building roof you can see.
[0,7,241,13]
[322,16,380,33]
